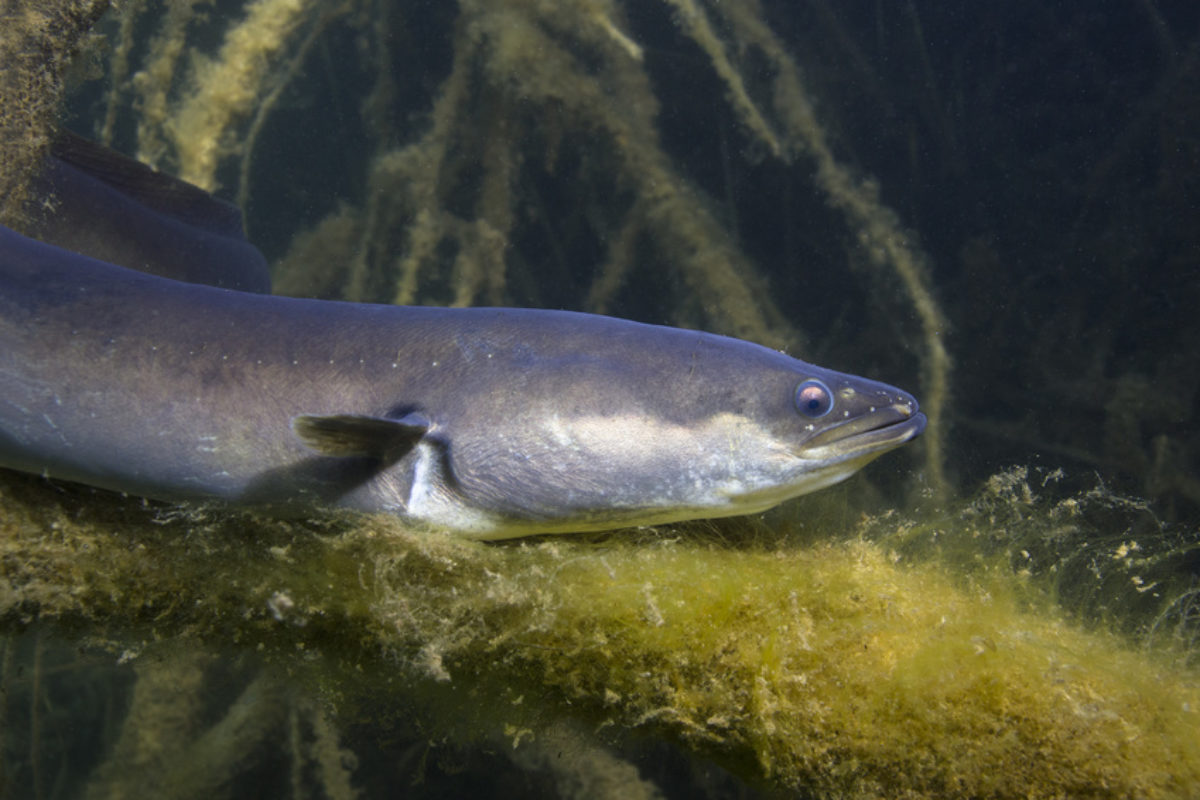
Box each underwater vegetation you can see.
[3,468,1200,799]
[1,0,1199,798]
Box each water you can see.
[2,1,1198,797]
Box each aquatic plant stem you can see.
[164,0,314,190]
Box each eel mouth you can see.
[801,404,927,461]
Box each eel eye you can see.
[794,379,834,418]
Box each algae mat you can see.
[2,470,1199,798]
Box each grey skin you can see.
[0,141,925,540]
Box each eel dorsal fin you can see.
[22,131,272,293]
[50,131,248,240]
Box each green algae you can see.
[0,0,109,227]
[3,469,1199,798]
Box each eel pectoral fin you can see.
[292,413,429,461]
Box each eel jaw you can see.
[801,404,927,464]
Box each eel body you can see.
[0,138,925,539]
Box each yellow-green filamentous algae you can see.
[2,468,1199,799]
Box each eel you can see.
[0,136,926,539]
